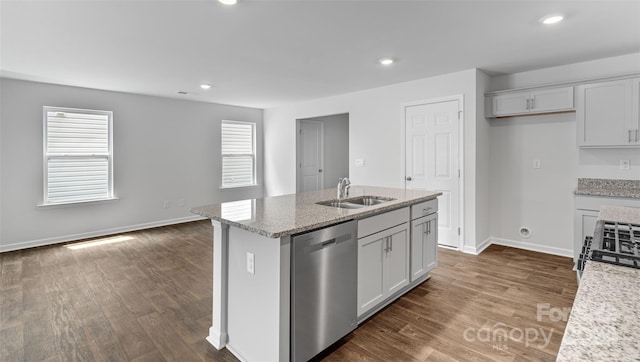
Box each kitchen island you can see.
[557,205,640,360]
[191,186,441,362]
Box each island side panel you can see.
[207,220,229,349]
[226,226,290,362]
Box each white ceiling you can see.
[1,1,639,109]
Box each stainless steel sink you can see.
[316,196,395,209]
[346,196,395,206]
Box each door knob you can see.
[405,176,412,181]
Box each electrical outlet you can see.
[163,200,170,208]
[355,159,365,167]
[620,160,630,170]
[247,252,255,274]
[533,159,542,169]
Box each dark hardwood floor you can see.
[0,220,577,361]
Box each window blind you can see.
[221,121,256,187]
[44,108,113,204]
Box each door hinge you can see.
[458,111,462,120]
[458,227,461,235]
[458,169,461,178]
[299,128,302,135]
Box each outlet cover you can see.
[620,160,630,170]
[355,159,365,167]
[533,159,541,169]
[247,252,255,274]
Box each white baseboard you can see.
[489,237,573,258]
[460,237,572,258]
[0,215,207,253]
[461,237,492,255]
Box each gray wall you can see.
[0,78,263,251]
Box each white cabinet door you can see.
[411,214,438,282]
[384,224,409,295]
[491,91,530,116]
[632,78,640,144]
[577,79,635,147]
[424,214,438,272]
[487,86,574,117]
[357,223,410,317]
[530,87,574,113]
[357,233,385,317]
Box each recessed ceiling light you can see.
[200,84,212,90]
[540,14,564,25]
[218,0,237,5]
[379,58,394,66]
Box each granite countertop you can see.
[599,205,640,224]
[556,262,640,361]
[557,205,640,360]
[574,178,640,199]
[191,186,441,238]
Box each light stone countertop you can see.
[191,186,441,238]
[556,261,640,361]
[556,205,640,361]
[599,205,640,225]
[574,178,640,199]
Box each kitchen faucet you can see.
[337,177,351,199]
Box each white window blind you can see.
[221,121,256,187]
[43,107,114,205]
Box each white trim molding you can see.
[461,237,572,257]
[0,215,206,253]
[485,237,573,257]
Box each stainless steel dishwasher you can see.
[291,220,358,362]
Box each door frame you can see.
[400,94,464,250]
[296,119,325,192]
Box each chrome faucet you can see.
[337,177,351,199]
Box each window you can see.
[43,107,114,205]
[221,120,256,188]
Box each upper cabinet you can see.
[486,86,574,118]
[577,78,640,147]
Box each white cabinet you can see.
[577,78,640,147]
[410,213,437,282]
[357,210,410,318]
[486,86,574,117]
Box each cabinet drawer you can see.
[358,207,409,239]
[411,199,438,220]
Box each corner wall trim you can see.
[461,237,492,255]
[461,237,572,258]
[0,215,207,253]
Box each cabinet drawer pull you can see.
[526,99,530,110]
[629,130,633,143]
[530,98,535,109]
[636,129,639,143]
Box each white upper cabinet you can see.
[577,78,640,147]
[486,86,574,118]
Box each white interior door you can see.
[405,99,460,248]
[299,120,324,192]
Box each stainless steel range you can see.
[578,220,640,278]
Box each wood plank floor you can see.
[0,220,577,361]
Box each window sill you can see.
[38,197,119,208]
[219,184,261,191]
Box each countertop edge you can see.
[192,193,441,238]
[573,189,640,199]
